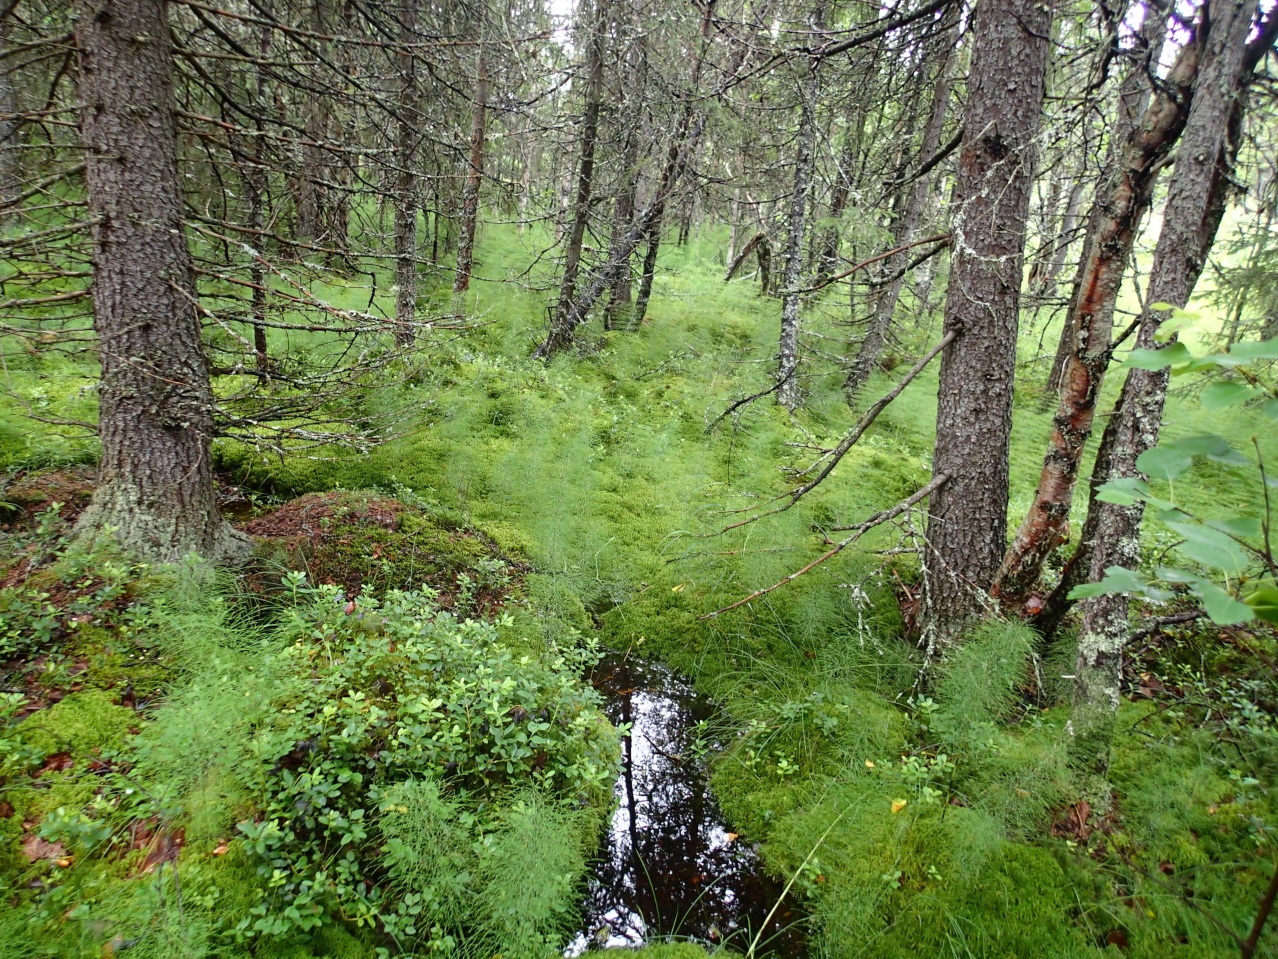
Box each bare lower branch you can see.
[801,233,951,295]
[704,474,948,618]
[716,330,955,532]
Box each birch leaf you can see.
[1200,382,1255,411]
[1192,581,1253,626]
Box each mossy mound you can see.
[243,491,526,610]
[16,688,136,762]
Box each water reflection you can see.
[565,653,806,957]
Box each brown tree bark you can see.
[453,23,489,297]
[1035,0,1278,644]
[920,0,1053,646]
[394,0,420,339]
[1043,9,1170,394]
[1069,0,1273,775]
[633,218,663,329]
[549,0,607,326]
[72,0,246,563]
[992,13,1191,612]
[725,230,773,295]
[604,120,641,331]
[844,30,955,404]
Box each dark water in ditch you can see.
[565,653,807,957]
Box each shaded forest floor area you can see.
[1,225,1276,958]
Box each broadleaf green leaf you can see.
[1192,581,1254,625]
[1165,521,1251,575]
[1204,516,1262,539]
[1200,381,1255,411]
[1096,476,1152,505]
[1226,338,1278,362]
[1244,584,1278,626]
[1155,566,1199,584]
[1068,567,1172,602]
[1160,434,1249,467]
[1124,342,1193,370]
[1137,445,1192,480]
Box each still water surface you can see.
[565,653,807,957]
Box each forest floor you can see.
[1,224,1276,958]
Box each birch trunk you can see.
[993,15,1191,611]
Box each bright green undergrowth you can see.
[0,535,620,959]
[3,222,1276,957]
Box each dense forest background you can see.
[1,0,1278,956]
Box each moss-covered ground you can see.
[1,222,1276,957]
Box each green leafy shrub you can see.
[1071,334,1278,626]
[234,585,618,951]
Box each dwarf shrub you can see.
[234,585,618,951]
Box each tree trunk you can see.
[533,0,722,358]
[323,0,354,271]
[394,0,419,340]
[1069,0,1269,777]
[453,27,489,297]
[776,39,820,412]
[633,219,662,329]
[550,0,607,327]
[1035,173,1085,298]
[604,9,646,332]
[920,0,1052,647]
[1044,11,1170,394]
[992,13,1192,612]
[72,0,246,564]
[604,127,640,331]
[815,133,857,286]
[844,34,955,403]
[295,0,334,245]
[248,21,270,369]
[429,174,441,265]
[0,20,20,224]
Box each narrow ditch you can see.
[566,651,807,956]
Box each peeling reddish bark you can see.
[991,32,1201,613]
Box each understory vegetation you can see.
[2,226,1276,957]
